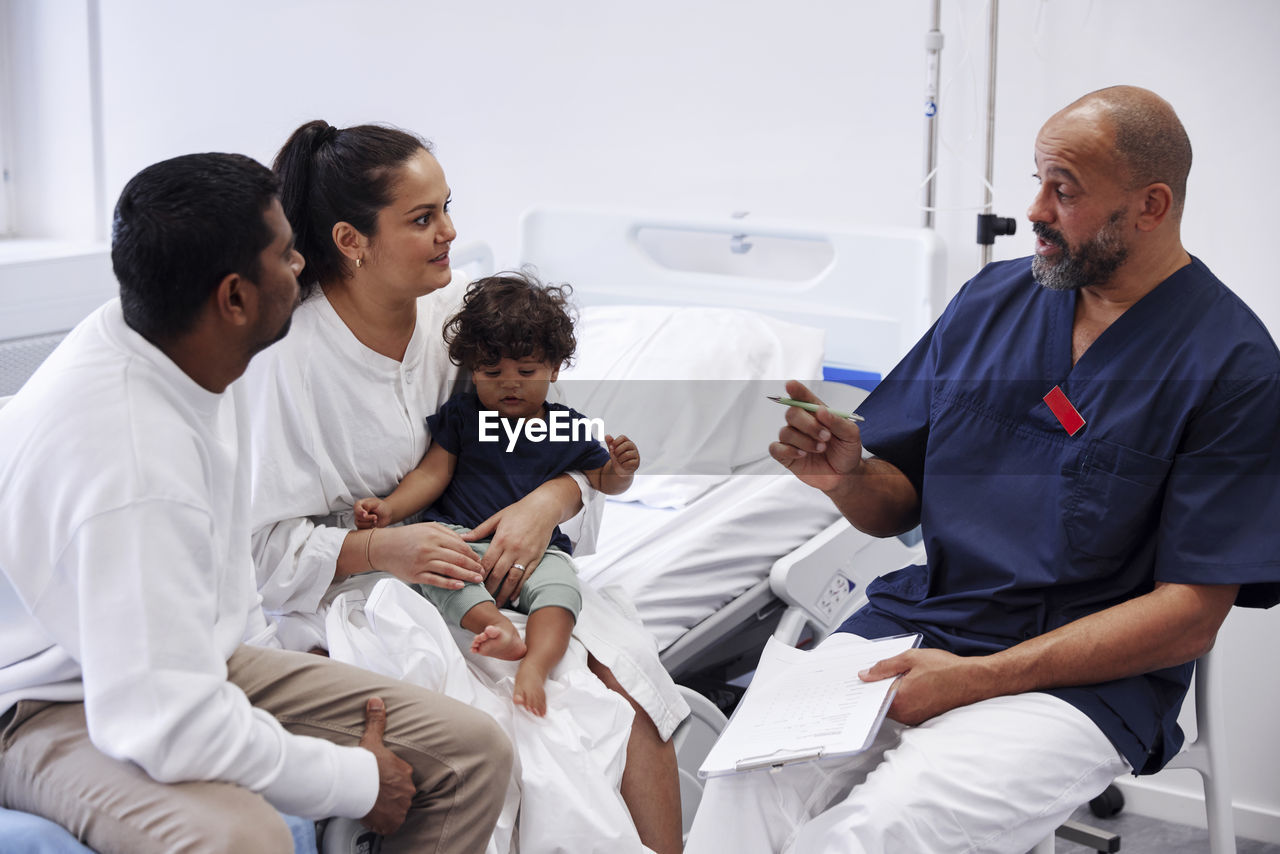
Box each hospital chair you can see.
[1030,641,1236,854]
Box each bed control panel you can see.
[770,519,925,642]
[814,571,859,622]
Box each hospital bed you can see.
[520,206,940,676]
[515,207,942,832]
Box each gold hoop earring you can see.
[355,257,363,269]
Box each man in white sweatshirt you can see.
[0,153,513,854]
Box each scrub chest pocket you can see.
[1063,439,1172,560]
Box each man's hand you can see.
[859,648,990,726]
[359,697,415,836]
[770,379,920,536]
[858,581,1241,727]
[769,380,866,494]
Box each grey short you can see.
[416,525,582,626]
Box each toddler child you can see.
[355,272,638,715]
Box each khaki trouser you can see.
[0,644,513,854]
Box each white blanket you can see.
[325,579,653,854]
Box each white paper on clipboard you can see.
[698,632,922,777]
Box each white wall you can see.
[4,0,98,241]
[14,0,1280,839]
[962,0,1280,337]
[93,0,930,265]
[87,0,1280,344]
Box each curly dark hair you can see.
[444,271,578,370]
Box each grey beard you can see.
[1031,212,1129,292]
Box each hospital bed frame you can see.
[517,208,943,839]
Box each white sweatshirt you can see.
[242,286,465,622]
[0,300,378,821]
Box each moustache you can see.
[1033,222,1066,250]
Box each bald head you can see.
[1055,86,1193,218]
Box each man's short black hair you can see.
[112,152,279,344]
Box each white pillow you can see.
[557,304,825,507]
[614,474,729,509]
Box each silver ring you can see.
[512,563,525,573]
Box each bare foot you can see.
[470,622,527,661]
[513,660,550,716]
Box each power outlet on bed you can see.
[814,572,857,620]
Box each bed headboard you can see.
[518,207,945,377]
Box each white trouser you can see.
[685,691,1129,854]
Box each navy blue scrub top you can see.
[842,256,1280,774]
[424,393,611,554]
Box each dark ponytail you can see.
[272,120,431,296]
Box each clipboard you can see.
[698,632,922,777]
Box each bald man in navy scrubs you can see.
[687,86,1280,854]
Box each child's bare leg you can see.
[463,602,526,660]
[513,606,575,716]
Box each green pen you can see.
[767,395,865,423]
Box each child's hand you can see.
[354,497,392,529]
[605,434,640,474]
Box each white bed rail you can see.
[519,207,944,379]
[448,240,495,282]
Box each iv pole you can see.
[921,0,943,230]
[976,0,1016,266]
[923,2,1014,282]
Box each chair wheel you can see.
[1088,784,1125,819]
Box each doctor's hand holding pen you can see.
[770,379,922,541]
[769,379,867,493]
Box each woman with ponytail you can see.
[242,120,685,854]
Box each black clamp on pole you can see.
[977,213,1017,245]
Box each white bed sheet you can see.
[576,457,841,651]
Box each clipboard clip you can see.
[734,747,825,773]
